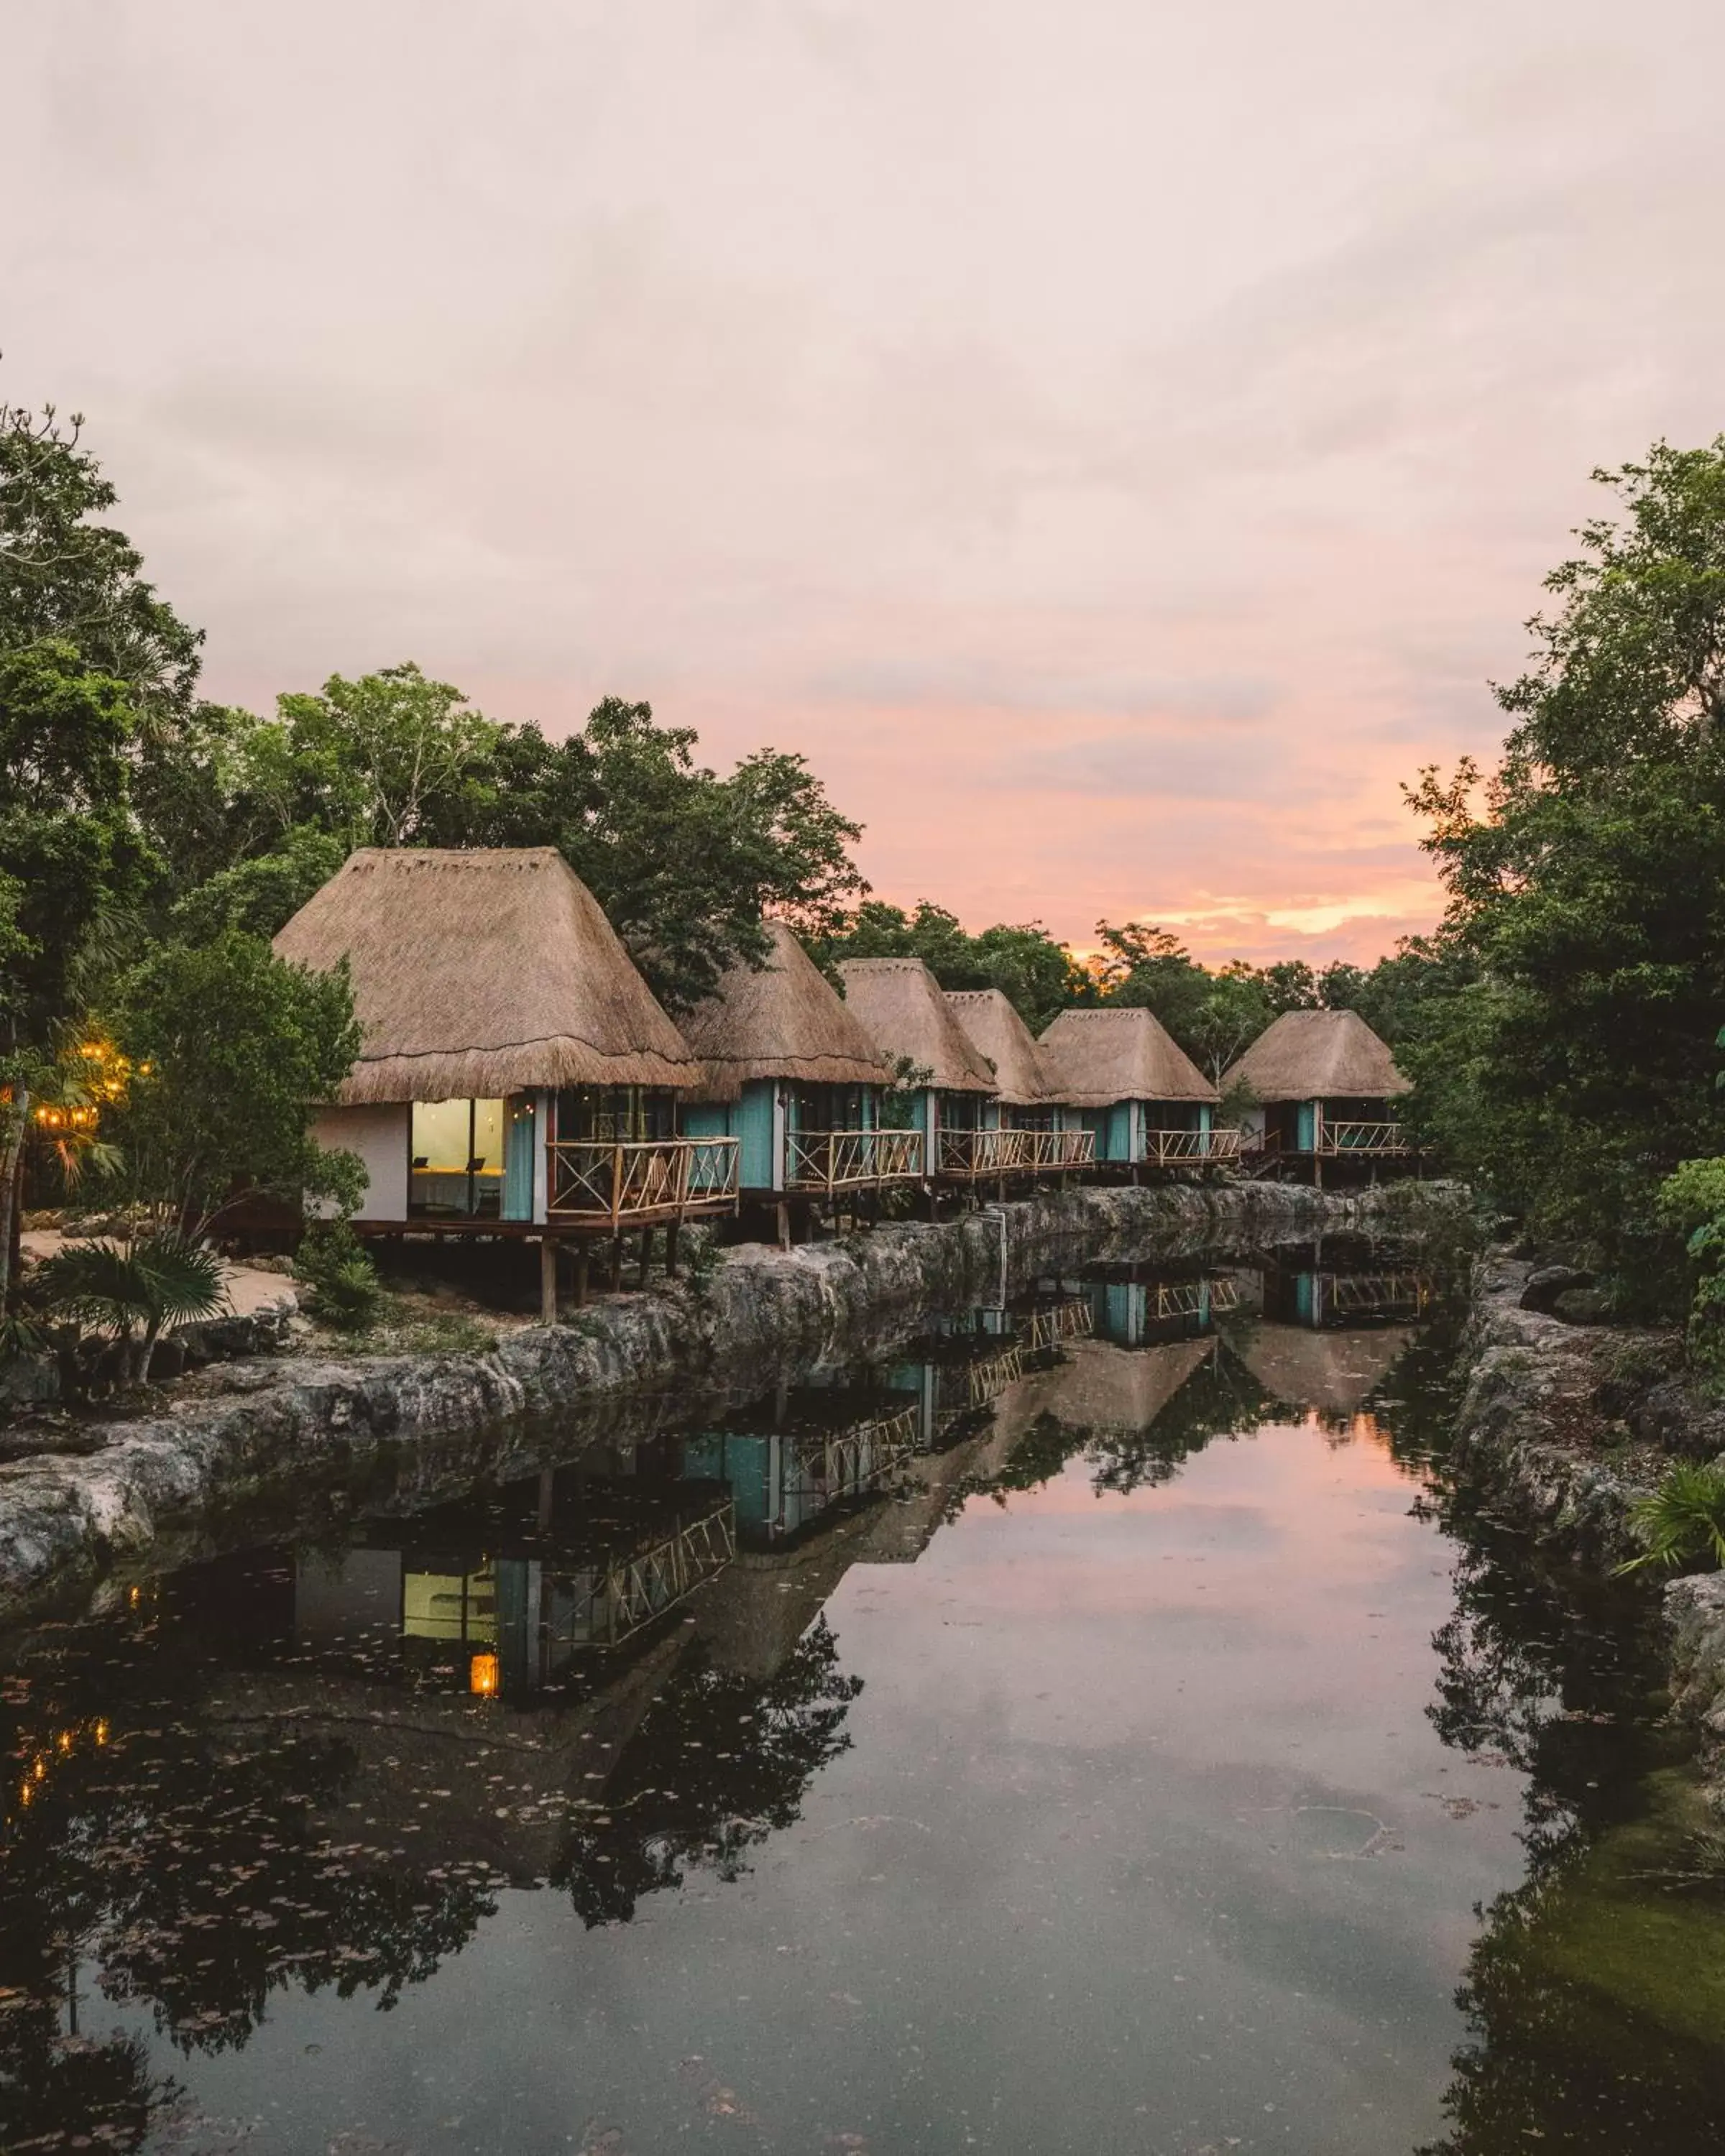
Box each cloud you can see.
[3,0,1720,962]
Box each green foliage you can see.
[31,1230,227,1383]
[1655,1157,1725,1373]
[101,932,363,1233]
[809,900,1089,1033]
[1405,441,1725,1279]
[293,1221,383,1332]
[169,824,349,942]
[1616,1460,1725,1575]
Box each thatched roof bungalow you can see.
[944,987,1098,1173]
[1220,1008,1410,1165]
[678,922,918,1195]
[1036,1008,1223,1168]
[274,848,734,1231]
[837,958,998,1180]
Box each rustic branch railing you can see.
[548,1137,740,1225]
[786,1127,924,1192]
[1326,1271,1431,1315]
[1319,1121,1409,1156]
[1015,1128,1097,1170]
[783,1405,922,1514]
[564,1503,737,1647]
[1141,1127,1244,1167]
[1018,1298,1095,1352]
[937,1127,1031,1177]
[1143,1276,1242,1320]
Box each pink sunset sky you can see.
[7,2,1723,964]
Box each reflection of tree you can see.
[1087,1352,1277,1495]
[554,1618,861,1926]
[0,1607,497,2147]
[1415,1385,1717,2150]
[965,1352,1279,1501]
[1421,1835,1725,2154]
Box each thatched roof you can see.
[1037,1007,1216,1106]
[273,847,700,1103]
[1220,1008,1409,1102]
[678,921,889,1102]
[943,989,1054,1106]
[1238,1322,1415,1420]
[837,959,996,1094]
[996,1337,1212,1438]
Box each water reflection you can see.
[0,1242,1721,2151]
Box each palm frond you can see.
[1617,1461,1725,1575]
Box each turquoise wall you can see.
[683,1087,780,1191]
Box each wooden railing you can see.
[1319,1121,1409,1156]
[1325,1270,1431,1316]
[548,1137,740,1225]
[1016,1128,1097,1171]
[561,1503,737,1648]
[937,1126,1026,1178]
[1140,1126,1243,1167]
[786,1127,924,1192]
[1144,1276,1241,1320]
[782,1405,922,1515]
[1017,1297,1095,1352]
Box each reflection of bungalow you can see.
[992,1336,1214,1444]
[1036,1008,1234,1169]
[1261,1264,1432,1327]
[684,1399,921,1547]
[1238,1322,1414,1424]
[1221,1008,1411,1176]
[677,921,921,1209]
[943,989,1095,1173]
[274,849,740,1306]
[837,958,1000,1181]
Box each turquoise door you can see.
[1296,1100,1317,1151]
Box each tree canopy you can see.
[1404,439,1725,1286]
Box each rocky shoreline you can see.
[0,1177,1458,1616]
[1453,1251,1725,1802]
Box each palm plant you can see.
[31,1231,229,1385]
[1616,1460,1725,1575]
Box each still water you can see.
[2,1248,1722,2153]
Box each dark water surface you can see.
[4,1248,1724,2153]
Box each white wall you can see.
[310,1102,410,1220]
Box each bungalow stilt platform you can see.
[835,958,999,1203]
[676,920,921,1244]
[1036,1008,1235,1176]
[1219,1008,1412,1184]
[942,988,1097,1182]
[272,847,737,1314]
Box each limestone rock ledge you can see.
[0,1178,1462,1616]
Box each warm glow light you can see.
[468,1652,501,1698]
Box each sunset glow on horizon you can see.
[7,3,1721,968]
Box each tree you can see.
[811,902,1089,1031]
[100,933,363,1234]
[1406,439,1725,1289]
[176,682,868,1012]
[0,640,151,1304]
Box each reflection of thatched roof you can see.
[944,989,1054,1106]
[679,921,888,1103]
[274,847,699,1103]
[996,1337,1213,1436]
[1037,1008,1216,1106]
[838,959,996,1093]
[1238,1323,1414,1419]
[1220,1008,1409,1102]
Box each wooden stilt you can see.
[609,1234,623,1292]
[540,1235,560,1324]
[537,1468,556,1531]
[638,1227,654,1289]
[666,1220,681,1276]
[574,1243,591,1307]
[776,1201,791,1251]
